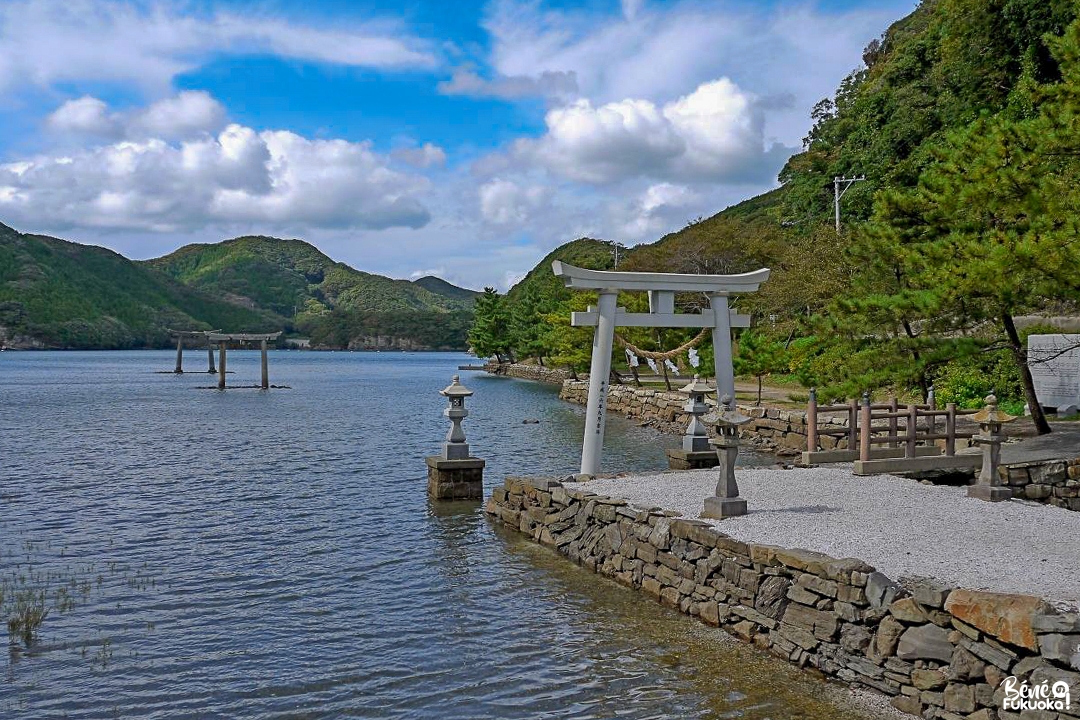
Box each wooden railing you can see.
[856,392,977,461]
[803,388,982,473]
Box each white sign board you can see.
[1028,334,1080,412]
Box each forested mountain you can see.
[149,236,476,317]
[412,275,482,304]
[474,0,1080,432]
[0,227,478,350]
[0,223,277,349]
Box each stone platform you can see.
[486,474,1080,720]
[574,466,1080,608]
[665,448,720,470]
[425,456,484,500]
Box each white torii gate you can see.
[552,261,770,476]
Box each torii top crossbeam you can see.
[552,261,770,476]
[168,329,220,338]
[208,332,283,389]
[207,332,283,343]
[552,261,770,294]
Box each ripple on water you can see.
[2,351,880,719]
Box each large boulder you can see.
[944,589,1050,651]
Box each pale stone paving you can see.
[571,465,1080,610]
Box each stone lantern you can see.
[702,394,752,519]
[425,375,485,500]
[666,374,721,470]
[968,394,1016,502]
[441,375,473,460]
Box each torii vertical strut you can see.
[168,329,221,373]
[552,262,770,476]
[207,332,283,389]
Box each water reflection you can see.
[1,351,869,719]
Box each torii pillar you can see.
[169,329,220,373]
[552,261,770,476]
[208,332,282,389]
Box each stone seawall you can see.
[557,380,1078,510]
[558,379,846,456]
[487,477,1080,720]
[485,361,573,385]
[1002,457,1080,511]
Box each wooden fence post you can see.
[906,403,918,458]
[848,397,859,452]
[807,387,818,452]
[888,397,898,448]
[946,403,957,456]
[859,392,872,461]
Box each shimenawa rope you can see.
[614,327,708,361]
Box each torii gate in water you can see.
[552,261,770,476]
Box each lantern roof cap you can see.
[971,394,1016,425]
[716,394,752,427]
[680,374,714,396]
[440,375,474,398]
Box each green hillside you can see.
[506,238,616,304]
[0,223,276,349]
[412,275,481,303]
[148,236,476,317]
[0,226,478,351]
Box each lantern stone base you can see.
[967,484,1011,502]
[701,496,747,519]
[426,456,485,500]
[666,449,720,470]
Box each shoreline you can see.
[0,346,471,353]
[485,475,1080,719]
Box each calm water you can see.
[1,351,875,719]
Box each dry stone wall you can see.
[485,361,573,385]
[487,477,1080,720]
[558,379,845,456]
[1002,458,1080,511]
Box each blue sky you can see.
[0,0,917,289]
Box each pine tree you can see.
[733,330,789,405]
[834,16,1080,433]
[468,288,513,363]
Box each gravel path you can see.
[570,465,1080,609]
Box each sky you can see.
[0,0,917,290]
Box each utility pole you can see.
[606,240,625,269]
[834,175,865,233]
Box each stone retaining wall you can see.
[558,379,845,457]
[1003,457,1080,511]
[485,361,573,385]
[487,477,1080,720]
[557,380,1077,511]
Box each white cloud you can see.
[392,142,447,168]
[519,79,780,185]
[0,123,430,232]
[135,91,226,139]
[0,0,435,96]
[47,96,122,137]
[615,182,699,239]
[478,179,549,225]
[437,69,578,100]
[483,0,912,147]
[48,91,226,140]
[621,0,645,21]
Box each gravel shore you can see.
[570,465,1080,609]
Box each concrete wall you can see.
[487,477,1080,720]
